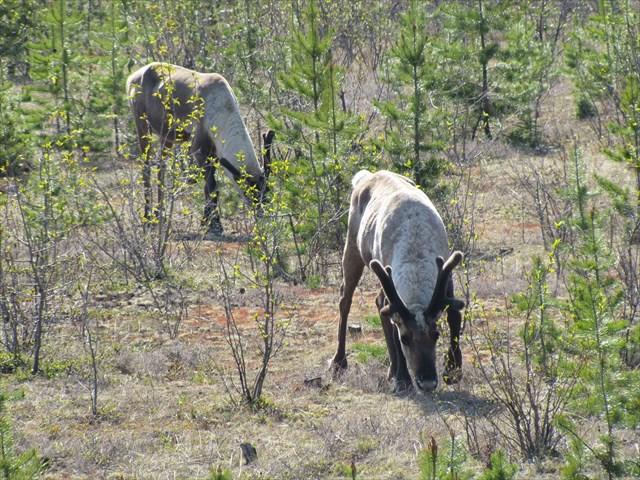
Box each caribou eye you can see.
[400,334,411,346]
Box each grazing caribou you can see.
[331,170,465,393]
[126,62,275,234]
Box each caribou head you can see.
[370,252,465,392]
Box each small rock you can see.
[348,324,362,336]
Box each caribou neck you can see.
[217,118,262,180]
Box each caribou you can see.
[331,170,465,393]
[126,62,274,234]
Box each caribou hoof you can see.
[329,356,347,378]
[206,221,224,237]
[443,368,463,385]
[391,377,412,395]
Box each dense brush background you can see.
[1,0,640,478]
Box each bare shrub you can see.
[75,271,99,416]
[0,147,97,374]
[216,206,290,405]
[466,256,576,460]
[439,161,481,340]
[83,148,205,339]
[508,149,575,279]
[617,243,640,367]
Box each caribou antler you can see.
[370,260,412,318]
[426,251,465,316]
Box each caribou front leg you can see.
[331,239,364,373]
[443,279,463,385]
[203,163,223,235]
[190,133,223,236]
[377,290,411,393]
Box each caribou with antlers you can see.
[331,170,465,393]
[126,62,274,234]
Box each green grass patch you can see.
[0,351,27,374]
[364,314,381,328]
[8,355,80,381]
[356,436,379,455]
[305,274,322,289]
[352,342,387,364]
[41,358,78,379]
[334,461,355,478]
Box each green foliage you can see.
[24,0,127,154]
[352,342,387,364]
[363,314,381,328]
[275,0,366,278]
[478,450,518,480]
[501,4,563,148]
[0,387,42,479]
[0,141,103,374]
[85,0,131,154]
[0,354,26,376]
[207,466,233,480]
[333,461,355,478]
[0,83,31,177]
[376,0,449,192]
[418,436,473,480]
[559,434,590,480]
[355,436,378,455]
[39,358,76,380]
[564,207,637,425]
[575,96,596,120]
[554,146,640,478]
[435,0,508,141]
[512,254,561,375]
[0,0,34,176]
[0,0,36,70]
[1,2,639,475]
[567,2,640,223]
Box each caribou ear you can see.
[380,305,406,326]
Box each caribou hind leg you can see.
[132,107,154,223]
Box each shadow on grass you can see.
[329,362,495,418]
[412,387,496,418]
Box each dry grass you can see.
[4,75,640,479]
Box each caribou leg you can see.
[155,136,176,224]
[190,132,223,235]
[443,279,463,384]
[157,157,166,223]
[132,110,153,223]
[376,290,411,392]
[203,163,223,235]
[376,291,397,379]
[331,239,364,372]
[390,324,411,392]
